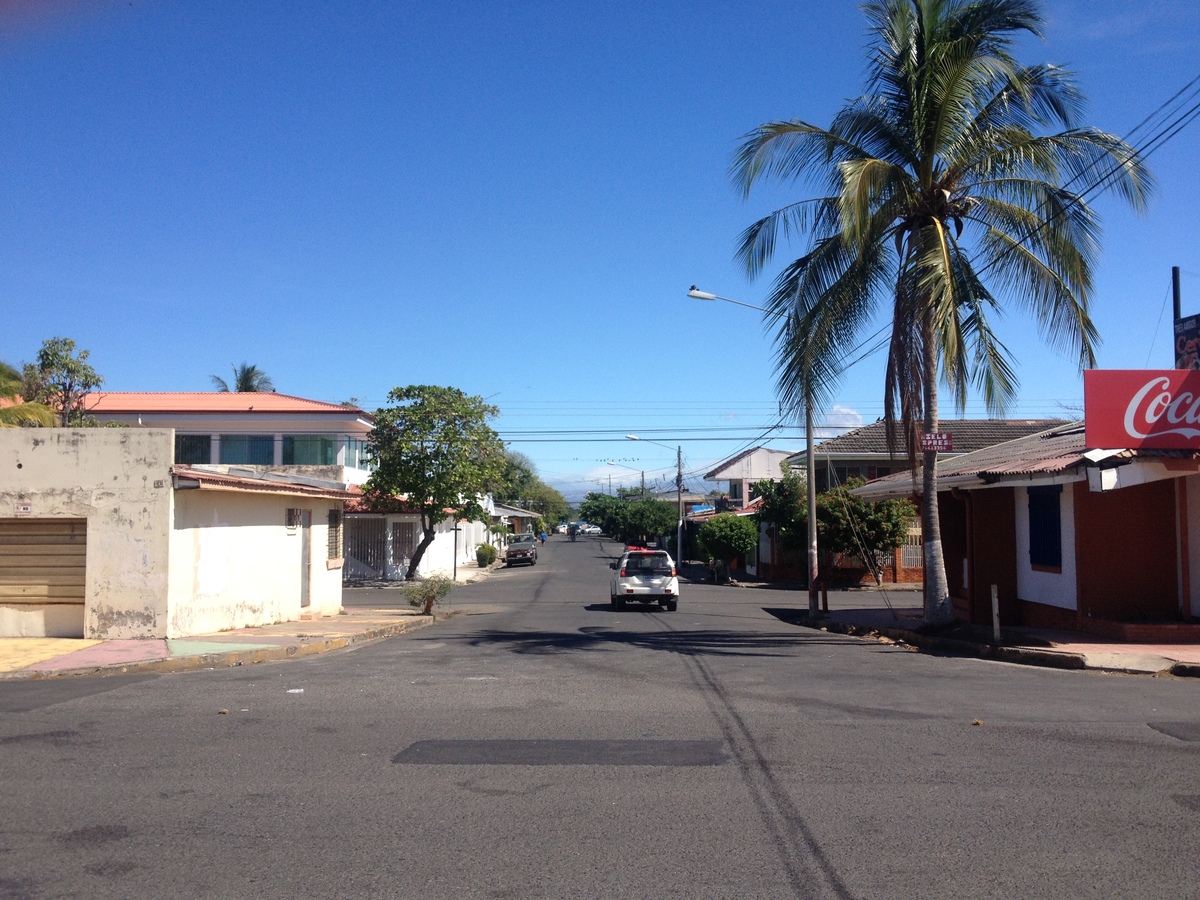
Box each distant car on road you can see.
[505,533,538,567]
[609,550,678,611]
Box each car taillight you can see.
[619,568,627,576]
[670,567,676,576]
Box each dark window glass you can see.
[220,435,274,465]
[175,434,211,464]
[1028,485,1063,568]
[283,435,335,465]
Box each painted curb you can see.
[1,611,459,681]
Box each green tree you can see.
[494,451,569,526]
[817,478,917,585]
[21,337,104,427]
[753,467,809,554]
[363,385,506,580]
[576,492,676,544]
[0,360,54,427]
[732,0,1151,623]
[697,513,759,578]
[212,363,274,392]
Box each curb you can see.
[804,617,1089,671]
[3,611,458,681]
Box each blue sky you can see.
[3,0,1199,500]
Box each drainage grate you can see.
[392,739,727,766]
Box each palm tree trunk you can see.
[922,310,954,625]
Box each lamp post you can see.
[688,285,820,616]
[625,435,683,562]
[606,460,645,498]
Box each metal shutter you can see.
[0,519,87,606]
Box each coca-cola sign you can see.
[1085,369,1200,448]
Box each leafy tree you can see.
[212,363,274,392]
[697,513,759,566]
[817,478,917,585]
[362,385,506,580]
[753,467,809,554]
[0,360,54,427]
[732,0,1151,623]
[493,451,569,525]
[577,493,676,543]
[21,337,104,427]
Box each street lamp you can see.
[606,460,645,498]
[625,435,683,562]
[687,285,820,616]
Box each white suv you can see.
[609,550,678,611]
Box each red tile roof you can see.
[86,391,370,418]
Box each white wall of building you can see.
[1014,484,1077,610]
[169,490,343,637]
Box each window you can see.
[729,482,743,501]
[220,435,274,465]
[1027,485,1062,569]
[392,521,416,564]
[284,435,336,465]
[327,509,343,558]
[344,438,371,471]
[175,434,211,464]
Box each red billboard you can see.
[1085,369,1200,449]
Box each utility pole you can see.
[676,445,684,563]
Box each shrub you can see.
[476,543,498,566]
[697,513,759,565]
[401,575,454,615]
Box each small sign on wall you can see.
[920,433,953,452]
[14,503,32,516]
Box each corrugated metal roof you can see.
[852,420,1200,499]
[171,465,354,499]
[790,418,1069,461]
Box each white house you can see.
[84,391,487,582]
[704,447,794,509]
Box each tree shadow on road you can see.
[449,625,867,659]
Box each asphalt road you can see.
[2,535,1198,899]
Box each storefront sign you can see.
[1085,369,1200,449]
[920,432,953,452]
[1175,315,1200,369]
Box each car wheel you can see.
[614,596,625,611]
[666,600,677,612]
[531,557,537,566]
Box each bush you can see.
[401,575,454,615]
[697,513,759,565]
[476,543,498,566]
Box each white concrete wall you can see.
[169,490,343,636]
[1014,484,1077,610]
[0,429,174,638]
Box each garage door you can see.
[0,519,87,637]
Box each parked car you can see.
[608,550,678,611]
[505,533,538,567]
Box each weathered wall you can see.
[0,429,173,638]
[966,488,1018,625]
[1074,478,1177,621]
[169,491,343,636]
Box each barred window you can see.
[327,509,343,558]
[392,521,416,564]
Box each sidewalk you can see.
[735,579,1200,677]
[0,563,496,681]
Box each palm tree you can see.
[211,363,274,393]
[731,0,1151,623]
[0,360,54,427]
